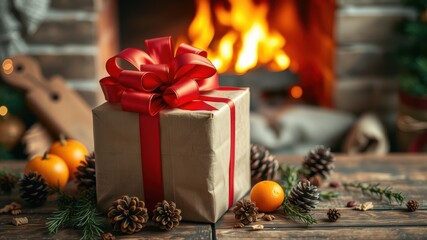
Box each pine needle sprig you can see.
[46,188,103,240]
[47,208,72,233]
[280,164,318,225]
[343,182,406,205]
[282,199,317,225]
[74,190,103,240]
[279,165,306,195]
[319,191,340,201]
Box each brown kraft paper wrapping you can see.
[93,88,250,223]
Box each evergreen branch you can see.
[343,182,406,205]
[279,165,304,195]
[319,191,340,201]
[80,211,103,240]
[47,208,72,234]
[74,190,103,240]
[280,164,318,225]
[282,199,317,225]
[46,188,103,240]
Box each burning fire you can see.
[183,0,290,74]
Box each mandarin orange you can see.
[250,180,285,212]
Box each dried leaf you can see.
[0,202,21,214]
[251,224,264,231]
[12,217,28,226]
[11,209,22,215]
[263,214,275,221]
[256,212,265,220]
[353,201,374,211]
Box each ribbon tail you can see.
[139,113,164,214]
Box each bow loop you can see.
[172,53,218,83]
[121,91,165,116]
[100,36,218,115]
[140,64,170,82]
[176,43,208,57]
[163,80,200,108]
[106,48,154,79]
[100,77,125,103]
[145,37,174,64]
[119,70,164,92]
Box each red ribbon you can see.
[100,37,237,211]
[100,37,219,116]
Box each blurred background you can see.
[1,0,426,159]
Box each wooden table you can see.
[1,154,426,239]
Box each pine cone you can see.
[107,195,149,234]
[302,145,335,180]
[19,172,48,206]
[101,232,116,240]
[152,200,182,230]
[327,208,341,222]
[233,199,259,225]
[287,180,319,212]
[75,152,96,190]
[406,200,419,212]
[250,144,279,185]
[0,172,19,194]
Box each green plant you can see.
[46,188,103,240]
[395,0,427,96]
[343,182,406,205]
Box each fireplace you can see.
[118,0,336,109]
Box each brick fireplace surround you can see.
[25,0,413,120]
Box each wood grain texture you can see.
[0,192,212,239]
[0,162,212,239]
[1,154,427,239]
[216,154,427,239]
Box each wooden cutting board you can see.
[1,55,94,151]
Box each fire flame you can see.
[184,0,290,74]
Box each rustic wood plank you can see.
[2,155,427,239]
[215,154,427,239]
[216,208,427,228]
[217,226,427,239]
[0,162,212,239]
[0,211,212,240]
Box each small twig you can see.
[343,182,406,205]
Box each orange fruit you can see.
[250,180,285,212]
[25,153,69,188]
[49,136,89,180]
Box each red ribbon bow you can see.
[100,36,219,116]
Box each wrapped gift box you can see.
[93,88,250,223]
